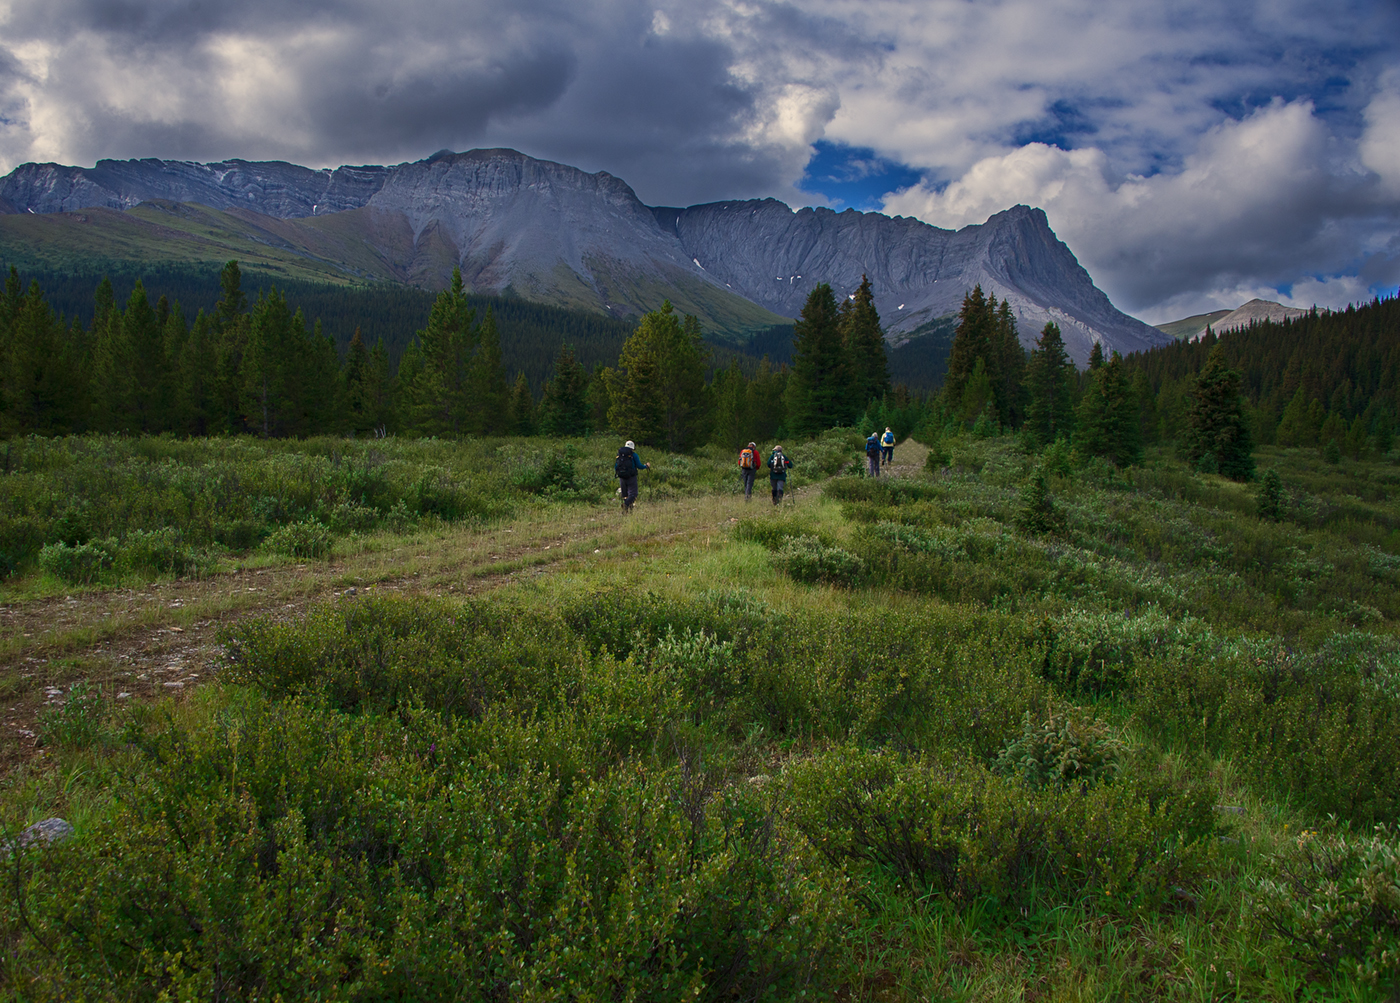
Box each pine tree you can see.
[2,277,83,434]
[1023,321,1075,447]
[467,305,509,435]
[992,298,1026,427]
[605,302,709,451]
[507,372,537,436]
[212,263,250,434]
[399,268,476,436]
[342,328,377,435]
[173,311,218,435]
[840,275,890,407]
[538,343,591,437]
[944,285,993,420]
[1185,344,1254,480]
[1075,351,1141,467]
[785,283,852,436]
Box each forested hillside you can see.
[1124,298,1399,455]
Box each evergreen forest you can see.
[1,259,1399,1001]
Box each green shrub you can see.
[513,447,580,495]
[325,498,380,534]
[773,535,866,587]
[784,748,1214,913]
[731,514,828,551]
[262,519,333,559]
[1131,635,1400,823]
[36,681,109,749]
[1253,823,1400,989]
[38,538,116,584]
[925,437,951,471]
[119,527,217,577]
[993,707,1126,789]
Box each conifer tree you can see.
[605,302,709,451]
[342,328,378,435]
[1185,344,1254,480]
[212,263,250,434]
[944,285,993,420]
[1023,321,1076,447]
[2,277,83,434]
[538,343,591,437]
[507,372,537,436]
[840,275,890,407]
[399,268,476,436]
[467,305,510,435]
[242,289,305,437]
[173,311,218,435]
[1274,386,1313,447]
[586,364,612,436]
[992,298,1026,427]
[1075,351,1141,467]
[785,283,852,436]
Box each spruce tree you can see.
[1185,344,1254,480]
[605,302,709,451]
[1023,321,1076,447]
[467,305,509,435]
[3,278,83,434]
[785,283,851,436]
[538,343,591,437]
[400,268,476,436]
[507,372,537,436]
[1075,351,1141,467]
[840,275,890,407]
[342,328,377,435]
[944,285,993,420]
[992,298,1026,427]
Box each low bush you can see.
[784,748,1215,914]
[37,538,116,584]
[992,706,1126,789]
[262,518,333,559]
[773,535,866,587]
[1253,823,1400,989]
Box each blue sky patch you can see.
[798,140,924,211]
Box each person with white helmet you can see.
[614,439,650,512]
[767,444,793,505]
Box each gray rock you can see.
[10,817,74,851]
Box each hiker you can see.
[865,432,881,477]
[881,427,895,464]
[768,445,793,505]
[615,439,650,512]
[738,441,759,501]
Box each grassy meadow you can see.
[1,428,1398,1001]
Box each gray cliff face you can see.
[657,200,1166,363]
[0,148,1168,362]
[366,150,704,293]
[0,158,389,216]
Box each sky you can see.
[0,0,1397,324]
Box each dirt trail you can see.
[0,498,733,771]
[0,443,928,772]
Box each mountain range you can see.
[0,148,1171,364]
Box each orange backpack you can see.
[739,448,757,469]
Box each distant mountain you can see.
[1155,309,1232,341]
[0,149,1169,363]
[1186,299,1307,340]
